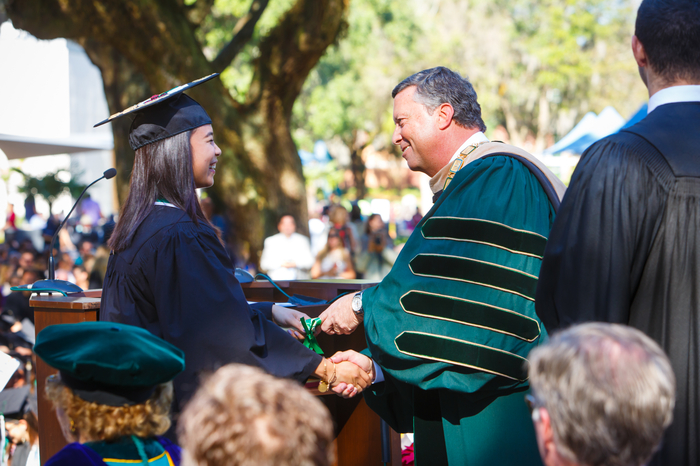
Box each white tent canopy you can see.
[0,132,113,159]
[544,106,626,155]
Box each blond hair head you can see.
[45,375,174,442]
[179,364,334,466]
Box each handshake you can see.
[314,292,372,398]
[313,350,376,399]
[275,293,374,398]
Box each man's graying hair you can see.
[392,67,486,132]
[528,323,675,466]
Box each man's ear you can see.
[631,35,648,68]
[435,103,455,130]
[537,408,560,466]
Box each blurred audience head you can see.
[79,241,94,257]
[366,214,384,234]
[18,251,35,271]
[527,322,675,466]
[73,264,89,290]
[277,214,297,237]
[179,364,334,466]
[326,228,344,250]
[329,205,348,226]
[20,268,41,286]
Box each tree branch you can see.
[184,0,216,27]
[249,0,348,113]
[212,0,270,71]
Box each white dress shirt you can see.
[259,232,314,280]
[648,85,700,114]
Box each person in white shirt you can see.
[259,214,314,280]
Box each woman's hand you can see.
[333,361,372,395]
[313,358,371,397]
[271,305,309,340]
[330,350,375,398]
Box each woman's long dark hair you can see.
[109,130,210,252]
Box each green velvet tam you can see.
[35,322,185,406]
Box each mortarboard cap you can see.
[94,73,219,151]
[34,322,185,407]
[0,386,30,419]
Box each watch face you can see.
[352,294,362,311]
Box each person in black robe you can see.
[97,74,371,415]
[535,2,700,465]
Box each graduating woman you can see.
[97,75,370,412]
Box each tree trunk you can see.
[6,0,348,264]
[349,129,368,200]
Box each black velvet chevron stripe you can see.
[401,291,540,341]
[395,331,529,381]
[422,217,547,258]
[409,254,538,301]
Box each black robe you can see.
[536,101,700,466]
[100,206,322,410]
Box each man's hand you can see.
[319,293,361,335]
[330,350,374,398]
[271,305,309,340]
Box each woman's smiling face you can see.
[191,124,221,188]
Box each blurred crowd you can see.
[0,195,115,466]
[260,202,423,283]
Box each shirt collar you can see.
[648,85,700,114]
[449,131,490,162]
[154,200,179,209]
[429,132,490,194]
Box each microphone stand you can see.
[12,168,117,296]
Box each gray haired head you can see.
[392,67,486,132]
[528,322,675,466]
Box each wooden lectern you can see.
[31,281,401,466]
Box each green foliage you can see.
[292,0,644,156]
[196,0,297,102]
[12,168,86,210]
[292,0,429,152]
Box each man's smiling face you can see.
[392,86,442,176]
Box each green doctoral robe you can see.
[362,149,560,465]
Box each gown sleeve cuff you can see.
[250,301,274,320]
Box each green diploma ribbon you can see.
[301,317,324,355]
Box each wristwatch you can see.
[351,291,364,316]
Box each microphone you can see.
[13,168,117,296]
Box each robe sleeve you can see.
[144,224,322,403]
[250,302,274,320]
[363,156,554,399]
[535,136,667,330]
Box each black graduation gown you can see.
[536,102,700,466]
[100,206,322,410]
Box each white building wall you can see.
[0,21,115,227]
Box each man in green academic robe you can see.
[320,67,565,465]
